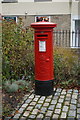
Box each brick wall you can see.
[51,14,71,30]
[19,14,71,30]
[18,15,35,27]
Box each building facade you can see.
[1,0,80,47]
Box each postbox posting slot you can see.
[37,34,48,38]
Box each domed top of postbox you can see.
[31,21,57,29]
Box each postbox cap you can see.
[31,21,57,29]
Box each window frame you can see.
[3,16,18,23]
[34,0,52,2]
[35,15,51,22]
[71,15,80,48]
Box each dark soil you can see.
[2,89,30,118]
[55,83,80,90]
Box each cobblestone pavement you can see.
[5,88,80,120]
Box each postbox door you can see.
[35,32,54,81]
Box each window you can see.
[71,19,80,48]
[3,16,17,22]
[34,0,52,2]
[2,0,18,3]
[35,16,50,22]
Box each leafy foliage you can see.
[54,47,79,87]
[2,19,34,84]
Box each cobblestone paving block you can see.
[58,98,64,103]
[26,106,33,111]
[63,89,67,92]
[56,103,62,108]
[37,114,44,118]
[35,104,42,109]
[25,99,32,104]
[48,105,55,110]
[55,92,60,96]
[21,103,28,108]
[56,88,62,92]
[23,111,30,117]
[53,95,59,100]
[18,108,24,114]
[45,99,51,102]
[77,114,80,119]
[30,102,36,106]
[28,114,36,119]
[71,99,77,104]
[54,109,61,114]
[39,96,45,101]
[66,94,71,97]
[60,95,65,99]
[38,100,44,104]
[65,97,71,101]
[72,94,78,99]
[43,103,49,107]
[61,90,66,95]
[51,100,57,105]
[77,103,80,108]
[34,95,41,98]
[64,101,70,106]
[67,89,73,93]
[54,87,56,91]
[41,107,47,114]
[47,95,53,99]
[29,94,34,99]
[62,105,69,112]
[31,109,39,115]
[52,114,59,119]
[61,112,67,118]
[45,110,53,117]
[77,108,80,114]
[73,89,78,93]
[33,97,39,101]
[70,104,76,110]
[68,110,76,117]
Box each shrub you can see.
[54,47,79,87]
[14,79,31,91]
[2,19,34,83]
[4,81,19,93]
[4,79,32,93]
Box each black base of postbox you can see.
[35,80,54,96]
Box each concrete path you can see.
[5,88,80,120]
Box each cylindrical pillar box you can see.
[31,21,57,96]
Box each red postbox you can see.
[31,21,57,96]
